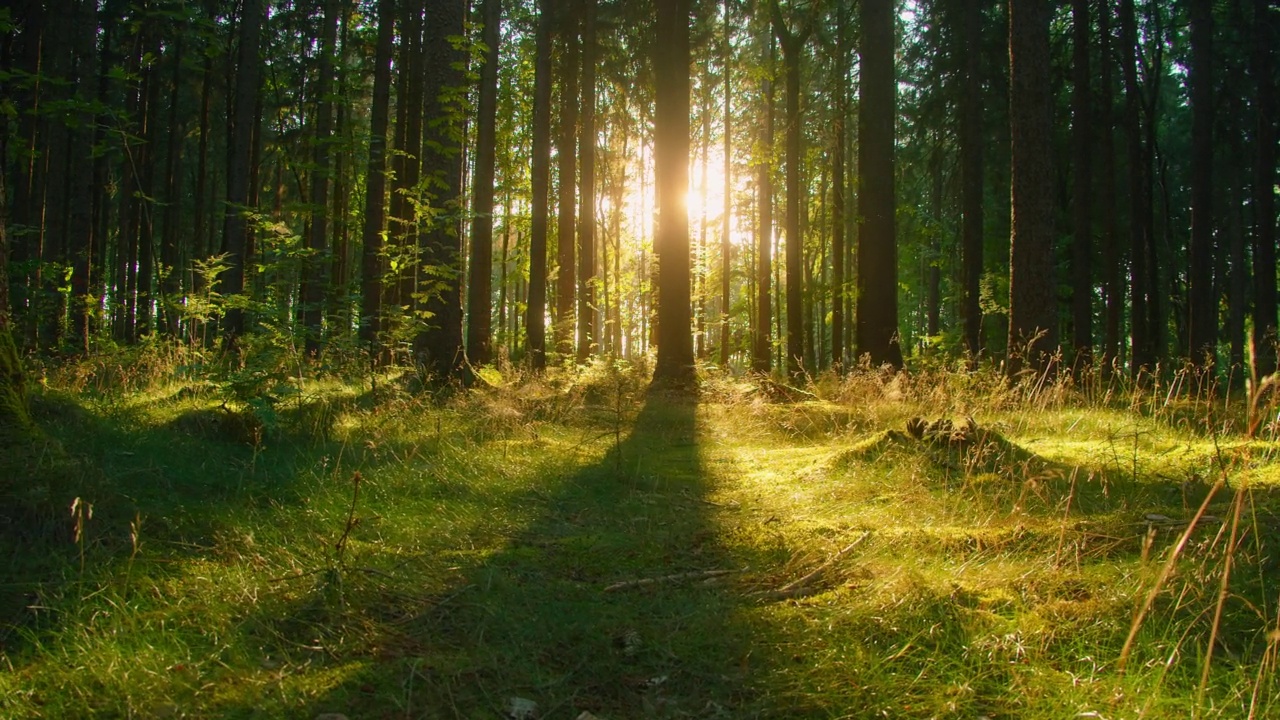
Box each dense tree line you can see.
[0,0,1277,388]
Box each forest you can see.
[2,0,1280,717]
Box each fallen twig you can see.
[754,532,870,601]
[603,569,738,593]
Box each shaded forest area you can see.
[0,0,1276,384]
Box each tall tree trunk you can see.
[221,0,263,346]
[301,0,340,355]
[856,0,902,368]
[359,0,395,350]
[69,0,100,352]
[1226,133,1246,378]
[160,33,185,339]
[696,68,711,360]
[134,35,162,342]
[1070,0,1093,370]
[415,0,468,380]
[831,0,847,371]
[1253,0,1277,378]
[927,145,942,337]
[576,0,597,362]
[467,0,501,365]
[770,0,810,379]
[37,0,77,350]
[718,0,733,365]
[1186,0,1214,367]
[1099,0,1121,375]
[1007,0,1057,376]
[395,0,425,328]
[652,0,694,386]
[555,5,579,357]
[8,0,43,335]
[960,0,985,363]
[1120,0,1149,373]
[526,0,553,370]
[752,35,775,373]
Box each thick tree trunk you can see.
[856,0,902,368]
[770,1,810,379]
[526,0,553,370]
[652,0,694,387]
[415,0,468,380]
[1007,0,1057,376]
[466,0,501,365]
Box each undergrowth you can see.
[2,349,1279,719]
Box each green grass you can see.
[3,358,1279,718]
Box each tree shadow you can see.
[235,390,772,719]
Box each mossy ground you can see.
[2,356,1279,718]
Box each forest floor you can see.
[3,353,1280,719]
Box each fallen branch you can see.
[603,569,738,593]
[754,532,870,601]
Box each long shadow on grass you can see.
[268,391,766,719]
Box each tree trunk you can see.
[1070,0,1093,371]
[68,0,100,352]
[1099,0,1121,375]
[576,0,597,362]
[160,32,186,339]
[415,0,468,380]
[395,0,425,328]
[959,0,985,363]
[1253,0,1277,378]
[856,0,902,368]
[359,0,395,350]
[466,0,501,365]
[770,0,810,379]
[927,145,942,338]
[555,5,579,357]
[1186,0,1214,367]
[752,34,775,374]
[719,0,733,366]
[831,0,847,371]
[652,0,694,387]
[1007,0,1057,376]
[220,0,263,347]
[526,0,553,369]
[1120,0,1149,374]
[301,0,340,355]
